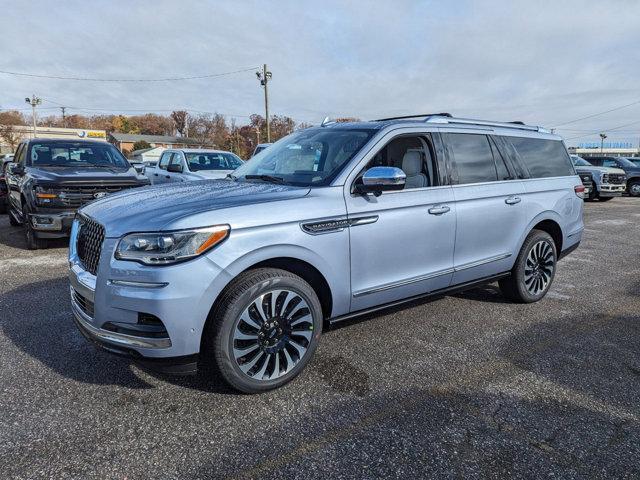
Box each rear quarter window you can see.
[509,137,574,178]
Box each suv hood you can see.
[29,165,143,184]
[80,179,310,237]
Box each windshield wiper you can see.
[243,174,286,184]
[226,173,237,180]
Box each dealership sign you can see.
[578,141,634,149]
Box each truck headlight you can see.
[35,186,59,204]
[115,225,230,265]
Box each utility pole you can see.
[25,94,42,138]
[599,132,607,153]
[60,107,66,128]
[256,64,272,142]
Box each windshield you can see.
[617,157,636,168]
[233,128,375,186]
[186,152,242,171]
[571,157,592,166]
[29,142,129,169]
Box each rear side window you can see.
[445,133,497,184]
[509,137,573,178]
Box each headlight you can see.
[115,225,230,265]
[35,185,59,204]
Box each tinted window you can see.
[158,152,171,170]
[603,158,620,168]
[445,133,497,184]
[509,137,573,178]
[28,142,129,169]
[169,153,183,167]
[490,139,512,180]
[185,152,243,171]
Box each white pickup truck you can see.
[148,149,243,184]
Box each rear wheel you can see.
[628,180,640,197]
[205,268,323,393]
[499,230,557,303]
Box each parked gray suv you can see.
[69,114,584,392]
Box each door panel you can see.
[450,180,527,284]
[346,186,456,312]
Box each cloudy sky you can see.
[2,0,640,145]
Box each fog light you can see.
[34,216,53,224]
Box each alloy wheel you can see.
[232,289,314,381]
[523,240,555,296]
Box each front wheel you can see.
[22,205,48,250]
[499,230,557,303]
[206,268,323,393]
[628,180,640,197]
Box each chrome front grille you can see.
[76,216,105,276]
[603,173,625,185]
[57,184,135,208]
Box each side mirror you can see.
[167,163,183,173]
[354,166,406,196]
[8,163,25,175]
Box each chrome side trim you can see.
[70,288,171,349]
[353,267,454,298]
[301,216,379,235]
[352,253,512,298]
[348,215,379,227]
[108,280,169,288]
[454,253,512,272]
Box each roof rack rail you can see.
[424,115,550,133]
[373,113,452,122]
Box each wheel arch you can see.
[516,212,564,258]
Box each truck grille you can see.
[77,216,105,276]
[57,184,136,208]
[603,173,625,185]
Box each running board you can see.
[328,272,510,327]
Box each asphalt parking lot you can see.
[1,199,639,479]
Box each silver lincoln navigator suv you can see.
[69,114,584,393]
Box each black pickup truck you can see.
[5,138,149,249]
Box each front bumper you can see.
[68,219,230,361]
[598,184,626,197]
[29,210,75,236]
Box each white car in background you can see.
[148,149,244,184]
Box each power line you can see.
[0,66,260,82]
[551,99,640,128]
[564,119,640,141]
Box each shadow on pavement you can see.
[1,277,152,389]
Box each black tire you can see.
[499,229,557,303]
[598,196,614,202]
[22,204,48,250]
[586,189,596,201]
[628,180,640,197]
[204,268,323,393]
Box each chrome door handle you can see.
[505,196,521,205]
[428,205,450,215]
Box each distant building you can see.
[0,125,106,153]
[129,146,165,165]
[568,141,640,158]
[109,133,207,153]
